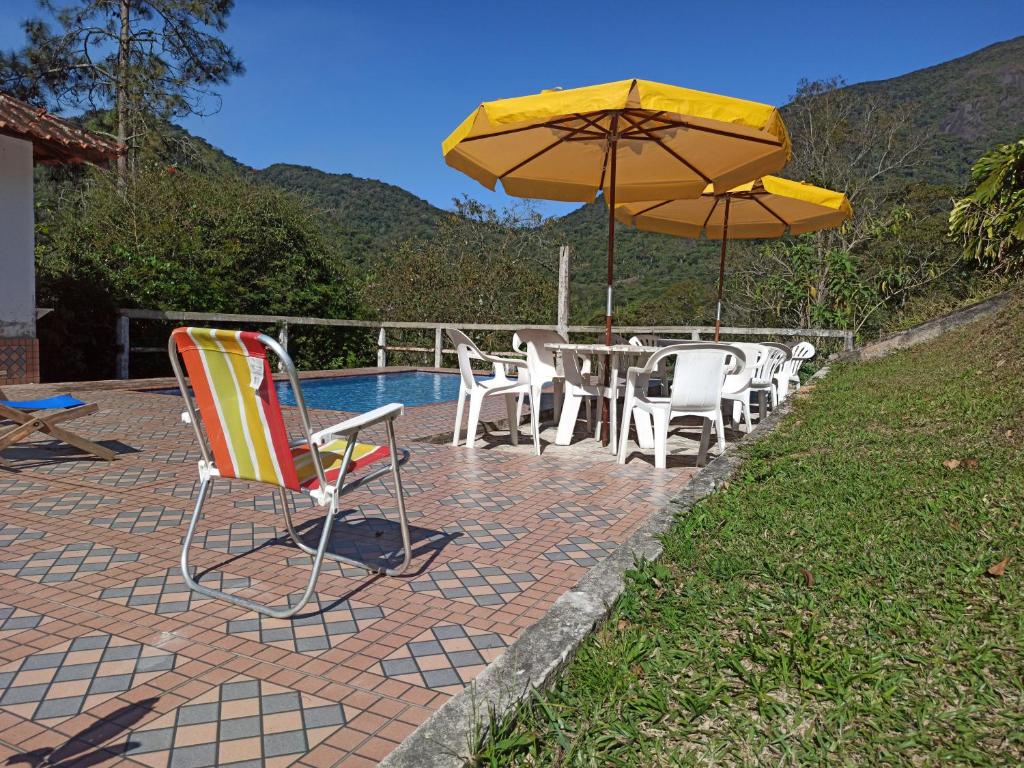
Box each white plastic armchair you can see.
[554,339,616,446]
[628,335,669,396]
[618,344,744,469]
[448,329,539,453]
[759,342,792,408]
[722,342,787,429]
[512,330,566,438]
[774,342,815,402]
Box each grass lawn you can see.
[476,294,1023,767]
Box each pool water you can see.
[283,370,471,412]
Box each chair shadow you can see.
[198,508,460,605]
[0,439,139,471]
[6,697,158,767]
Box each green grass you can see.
[475,293,1024,767]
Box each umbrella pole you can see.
[714,195,731,343]
[601,121,619,446]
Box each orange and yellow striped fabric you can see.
[172,327,300,489]
[171,327,391,494]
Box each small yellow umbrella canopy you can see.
[443,79,792,443]
[615,176,853,339]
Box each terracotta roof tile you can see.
[0,92,123,165]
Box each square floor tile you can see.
[0,601,52,639]
[409,561,535,607]
[89,505,188,534]
[0,633,176,724]
[442,519,528,550]
[99,567,253,615]
[376,623,510,694]
[120,674,348,767]
[224,593,385,656]
[543,535,618,567]
[438,489,524,514]
[0,521,46,548]
[0,542,140,583]
[12,491,125,517]
[538,501,625,529]
[188,523,281,554]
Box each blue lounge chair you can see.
[0,387,116,463]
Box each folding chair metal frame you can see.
[0,390,117,465]
[169,330,411,619]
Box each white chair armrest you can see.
[310,402,404,444]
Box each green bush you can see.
[35,163,364,380]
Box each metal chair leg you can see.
[281,423,413,577]
[180,476,337,619]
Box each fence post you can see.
[557,245,571,338]
[844,330,855,352]
[690,330,701,341]
[377,327,387,368]
[434,327,443,368]
[115,314,130,379]
[277,321,289,371]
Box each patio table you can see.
[544,342,659,453]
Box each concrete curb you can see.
[380,367,831,768]
[839,288,1017,362]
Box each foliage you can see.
[475,292,1024,767]
[361,197,559,325]
[730,78,971,338]
[35,161,363,379]
[1,0,244,172]
[949,138,1024,274]
[256,163,444,261]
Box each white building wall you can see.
[0,133,35,339]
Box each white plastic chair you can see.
[448,329,540,454]
[554,341,615,445]
[774,342,815,401]
[628,335,669,396]
[760,342,793,408]
[617,344,743,469]
[722,342,787,429]
[512,330,566,434]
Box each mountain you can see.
[175,36,1024,319]
[255,164,444,247]
[842,35,1024,185]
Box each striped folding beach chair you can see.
[169,327,411,618]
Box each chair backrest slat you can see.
[171,327,301,490]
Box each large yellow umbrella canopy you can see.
[443,79,792,205]
[443,80,791,336]
[615,175,853,339]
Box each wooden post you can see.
[434,327,443,368]
[377,327,387,368]
[115,314,130,379]
[277,321,289,372]
[557,245,571,338]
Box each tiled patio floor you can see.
[0,373,715,766]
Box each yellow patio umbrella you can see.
[443,79,791,340]
[615,175,853,340]
[443,79,791,443]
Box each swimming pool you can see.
[276,371,466,412]
[152,370,474,412]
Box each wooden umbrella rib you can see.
[459,110,613,142]
[702,195,721,229]
[618,111,713,183]
[633,199,673,217]
[751,194,790,227]
[636,115,784,147]
[497,121,593,179]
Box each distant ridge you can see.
[176,35,1024,316]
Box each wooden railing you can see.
[115,308,855,379]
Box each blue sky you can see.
[3,0,1023,215]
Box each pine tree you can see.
[1,0,244,181]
